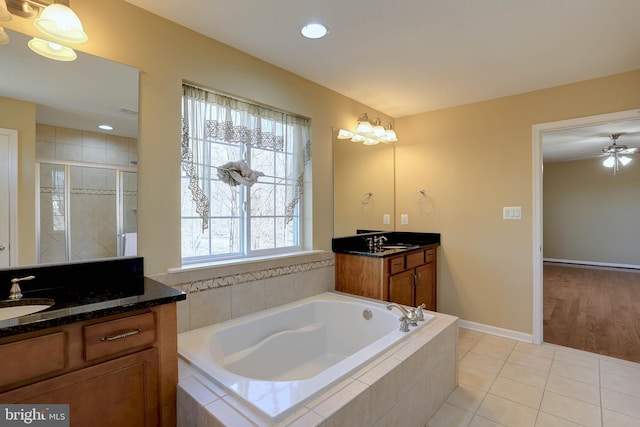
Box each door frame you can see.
[1,128,18,266]
[531,108,640,344]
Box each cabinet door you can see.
[0,348,159,427]
[389,270,414,306]
[415,262,436,311]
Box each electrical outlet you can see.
[383,214,390,225]
[401,214,409,225]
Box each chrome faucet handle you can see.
[9,275,35,300]
[406,308,419,326]
[416,303,426,321]
[398,316,409,332]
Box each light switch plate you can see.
[401,214,409,225]
[503,206,522,220]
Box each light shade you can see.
[337,129,354,139]
[34,4,88,44]
[28,37,77,61]
[0,0,11,21]
[620,156,632,166]
[603,156,615,168]
[0,27,8,45]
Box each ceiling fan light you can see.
[620,156,632,166]
[603,156,615,168]
[35,4,88,44]
[28,37,77,61]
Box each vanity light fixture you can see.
[5,0,87,61]
[337,113,399,145]
[0,27,9,45]
[300,22,328,39]
[0,0,12,21]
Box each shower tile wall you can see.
[36,124,138,263]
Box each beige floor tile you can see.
[599,359,640,382]
[471,341,514,360]
[469,415,506,427]
[550,359,599,386]
[514,342,555,359]
[459,328,484,341]
[540,391,601,427]
[499,362,549,389]
[460,335,482,352]
[461,351,506,375]
[602,408,640,427]
[459,365,497,392]
[446,385,487,413]
[507,350,553,372]
[600,370,640,396]
[534,412,582,427]
[553,349,599,370]
[489,377,544,409]
[601,388,640,419]
[477,393,538,427]
[478,334,517,349]
[427,402,474,427]
[545,374,600,405]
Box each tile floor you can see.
[427,328,640,427]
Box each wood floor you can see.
[543,263,640,363]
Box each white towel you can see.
[124,232,137,256]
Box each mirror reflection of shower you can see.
[35,124,137,264]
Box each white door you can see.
[0,128,18,267]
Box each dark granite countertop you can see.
[0,257,185,338]
[332,231,440,258]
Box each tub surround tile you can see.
[205,399,255,427]
[189,286,232,329]
[231,280,266,318]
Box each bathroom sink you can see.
[0,298,55,321]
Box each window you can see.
[180,84,311,263]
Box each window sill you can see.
[168,250,328,274]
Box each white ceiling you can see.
[124,0,640,119]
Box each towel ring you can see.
[361,192,373,204]
[413,189,427,204]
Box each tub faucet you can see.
[8,275,35,300]
[386,302,418,327]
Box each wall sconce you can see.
[337,113,398,145]
[2,0,87,61]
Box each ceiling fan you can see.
[601,133,640,175]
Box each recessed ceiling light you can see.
[98,124,113,131]
[300,23,328,39]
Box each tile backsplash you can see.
[150,251,335,332]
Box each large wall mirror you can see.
[0,29,139,267]
[333,130,395,237]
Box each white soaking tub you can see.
[178,292,434,421]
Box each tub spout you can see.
[386,302,418,327]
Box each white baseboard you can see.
[458,319,533,343]
[543,258,640,270]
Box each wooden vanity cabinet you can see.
[0,303,178,427]
[335,247,437,310]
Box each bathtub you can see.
[178,292,435,421]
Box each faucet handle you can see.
[416,303,426,321]
[9,275,35,300]
[406,309,419,326]
[398,316,409,332]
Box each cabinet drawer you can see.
[389,256,405,274]
[0,332,66,388]
[426,248,435,263]
[406,251,426,269]
[84,312,155,361]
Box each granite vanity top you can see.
[332,231,440,258]
[0,257,185,338]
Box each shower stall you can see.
[37,161,138,264]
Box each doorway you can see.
[532,109,640,347]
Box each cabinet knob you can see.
[0,244,5,251]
